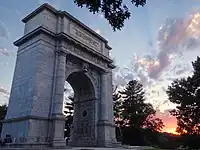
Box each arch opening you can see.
[63,71,96,145]
[67,71,95,101]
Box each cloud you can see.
[175,68,188,75]
[0,21,9,39]
[111,10,200,112]
[0,48,10,56]
[95,29,101,34]
[167,77,178,81]
[161,86,166,92]
[99,14,104,18]
[64,81,73,102]
[113,56,153,89]
[0,48,16,57]
[0,86,9,95]
[133,11,200,80]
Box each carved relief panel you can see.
[75,100,96,140]
[62,42,108,71]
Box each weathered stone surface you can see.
[1,3,116,148]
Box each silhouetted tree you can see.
[167,56,200,149]
[113,86,123,126]
[113,86,124,142]
[0,105,7,134]
[64,95,74,138]
[167,57,200,135]
[74,0,146,31]
[117,80,164,146]
[120,80,161,129]
[143,115,164,132]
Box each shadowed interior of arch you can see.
[66,71,95,101]
[63,71,96,143]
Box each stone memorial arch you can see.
[1,3,117,148]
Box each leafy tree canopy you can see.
[74,0,146,31]
[167,56,200,135]
[114,80,164,132]
[0,105,7,134]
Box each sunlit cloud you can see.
[0,86,9,96]
[112,10,200,114]
[95,29,101,34]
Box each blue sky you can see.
[1,0,200,116]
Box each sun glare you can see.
[162,128,179,135]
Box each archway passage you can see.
[66,71,97,146]
[67,72,95,101]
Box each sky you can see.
[1,0,200,134]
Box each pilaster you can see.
[97,70,117,147]
[51,49,67,148]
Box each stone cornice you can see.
[22,3,57,23]
[14,26,55,46]
[21,3,112,50]
[108,63,116,69]
[14,26,114,66]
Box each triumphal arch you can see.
[1,3,116,148]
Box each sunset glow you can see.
[162,127,179,135]
[156,111,178,134]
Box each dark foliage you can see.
[167,56,200,135]
[119,80,164,131]
[74,0,146,31]
[114,80,164,146]
[179,134,200,149]
[64,115,73,138]
[64,96,74,138]
[0,105,7,134]
[167,56,200,149]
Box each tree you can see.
[74,0,146,31]
[113,86,123,127]
[167,56,200,136]
[63,92,74,138]
[143,115,164,132]
[115,80,164,146]
[63,95,74,117]
[113,86,124,142]
[119,80,162,130]
[0,105,7,134]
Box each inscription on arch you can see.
[69,23,101,52]
[62,42,108,70]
